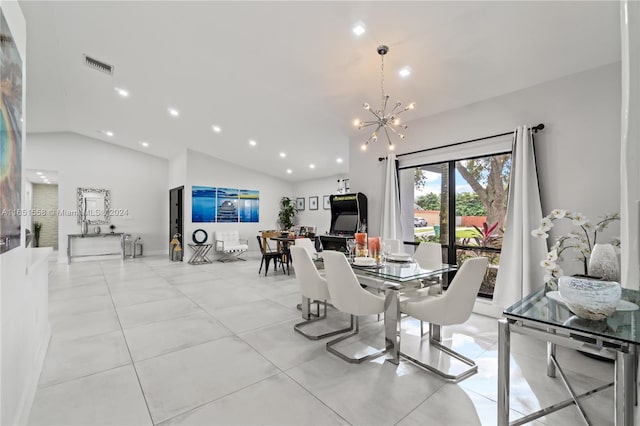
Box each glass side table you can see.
[498,286,640,425]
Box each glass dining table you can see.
[498,286,640,426]
[350,261,458,365]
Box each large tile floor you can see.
[28,253,618,425]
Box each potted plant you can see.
[278,197,298,231]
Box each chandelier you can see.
[354,45,415,151]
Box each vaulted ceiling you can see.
[20,1,620,181]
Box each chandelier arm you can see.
[383,126,393,146]
[390,103,402,115]
[366,125,383,143]
[360,122,379,128]
[385,124,399,135]
[368,108,383,121]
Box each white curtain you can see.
[493,126,548,308]
[620,0,640,290]
[381,153,403,240]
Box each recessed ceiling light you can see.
[36,172,42,175]
[309,164,315,169]
[249,140,257,146]
[100,130,114,137]
[286,169,292,174]
[279,152,286,158]
[114,87,129,97]
[352,23,366,36]
[399,67,411,78]
[40,175,47,179]
[212,125,221,133]
[168,107,180,117]
[140,141,149,148]
[336,158,343,163]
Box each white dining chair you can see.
[382,239,403,254]
[412,242,444,301]
[322,250,390,363]
[400,256,489,382]
[290,246,351,340]
[294,238,317,259]
[414,242,442,269]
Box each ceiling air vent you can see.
[83,54,114,75]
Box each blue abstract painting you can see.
[239,189,259,222]
[192,186,216,222]
[216,187,239,223]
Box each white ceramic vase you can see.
[558,275,621,320]
[588,243,620,282]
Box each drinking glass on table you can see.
[346,239,356,261]
[382,242,392,264]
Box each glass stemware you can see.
[382,242,392,264]
[346,239,356,261]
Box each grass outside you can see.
[413,226,481,239]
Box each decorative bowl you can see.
[558,276,621,320]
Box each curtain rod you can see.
[378,123,544,162]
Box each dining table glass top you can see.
[351,261,457,283]
[504,286,640,345]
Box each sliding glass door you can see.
[406,152,511,299]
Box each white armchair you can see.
[214,230,248,262]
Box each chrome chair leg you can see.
[294,301,353,340]
[326,315,391,364]
[400,323,477,382]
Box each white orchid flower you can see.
[539,217,553,232]
[547,250,558,261]
[551,209,567,219]
[571,213,588,226]
[540,259,557,269]
[531,229,548,239]
[543,274,555,283]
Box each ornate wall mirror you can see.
[77,187,111,224]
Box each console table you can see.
[67,233,127,263]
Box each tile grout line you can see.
[99,261,157,425]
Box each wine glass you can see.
[346,239,356,261]
[382,242,392,264]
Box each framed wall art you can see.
[323,195,331,210]
[309,196,318,210]
[296,197,305,210]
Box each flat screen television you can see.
[332,213,358,235]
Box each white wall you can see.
[1,2,51,425]
[185,149,292,252]
[168,148,187,190]
[26,132,169,260]
[292,174,348,235]
[351,62,622,262]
